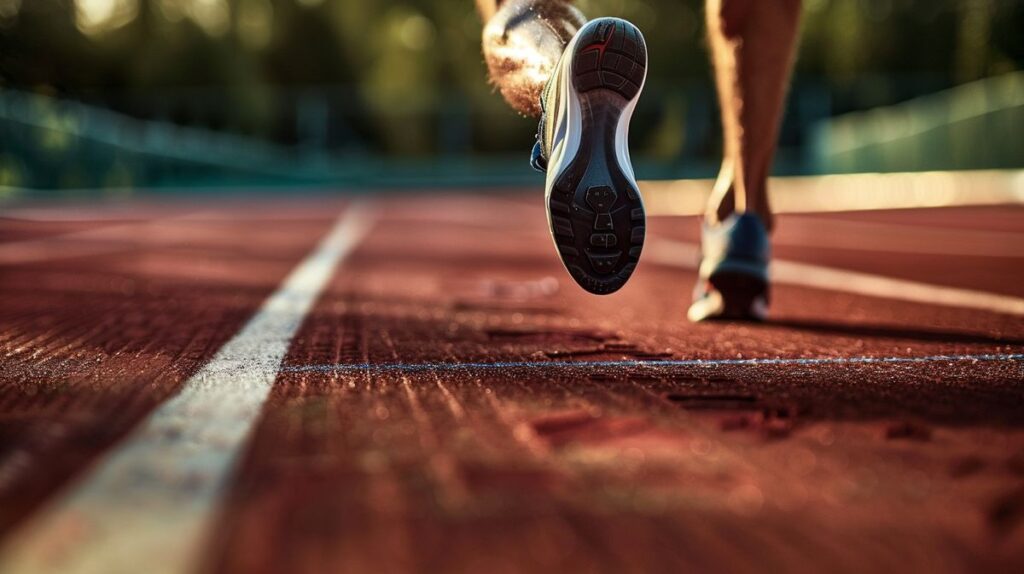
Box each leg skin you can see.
[705,0,802,231]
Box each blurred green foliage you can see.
[814,70,1024,172]
[0,0,1021,160]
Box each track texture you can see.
[1,194,1023,572]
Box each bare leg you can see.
[705,0,802,230]
[478,0,586,117]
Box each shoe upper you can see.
[698,213,771,281]
[530,45,569,173]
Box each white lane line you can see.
[772,217,1024,258]
[646,239,1024,317]
[642,169,1024,216]
[0,203,375,574]
[0,205,345,266]
[1,205,196,222]
[282,353,1024,374]
[0,212,207,265]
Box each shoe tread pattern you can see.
[572,19,647,100]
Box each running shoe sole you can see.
[545,18,647,295]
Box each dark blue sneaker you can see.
[688,213,771,322]
[532,17,648,295]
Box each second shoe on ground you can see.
[687,213,771,322]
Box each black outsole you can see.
[548,18,647,295]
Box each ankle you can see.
[742,189,774,232]
[705,193,735,226]
[704,162,736,225]
[749,207,774,232]
[705,192,774,232]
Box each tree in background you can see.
[0,0,1021,156]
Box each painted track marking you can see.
[642,169,1024,216]
[771,216,1024,258]
[283,353,1024,374]
[0,212,209,265]
[0,203,375,574]
[646,238,1024,316]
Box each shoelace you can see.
[530,101,548,172]
[530,139,547,172]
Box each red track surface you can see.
[1,193,1023,572]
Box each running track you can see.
[0,189,1022,573]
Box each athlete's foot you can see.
[530,17,648,295]
[687,213,771,322]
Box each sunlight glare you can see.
[189,0,230,37]
[75,0,138,36]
